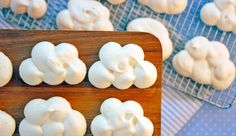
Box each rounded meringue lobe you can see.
[0,0,47,19]
[91,98,154,136]
[173,36,235,90]
[134,61,158,89]
[88,42,157,90]
[172,51,194,77]
[27,0,47,19]
[42,122,64,136]
[19,41,87,86]
[0,52,13,87]
[138,0,188,14]
[56,0,114,31]
[19,119,43,136]
[127,18,173,61]
[88,61,115,89]
[185,36,210,60]
[200,0,236,34]
[0,110,16,136]
[19,97,87,136]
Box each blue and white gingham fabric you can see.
[177,103,236,136]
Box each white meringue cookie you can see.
[0,0,47,19]
[200,0,236,34]
[19,97,87,136]
[19,41,87,86]
[127,18,173,61]
[138,0,188,14]
[56,0,114,31]
[107,0,126,5]
[88,42,157,90]
[91,98,154,136]
[0,110,16,136]
[173,36,235,90]
[0,52,13,87]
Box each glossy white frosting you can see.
[200,0,236,34]
[0,52,12,87]
[88,42,157,90]
[138,0,188,14]
[19,41,87,86]
[91,98,154,136]
[0,110,15,136]
[0,0,47,18]
[56,0,114,31]
[173,36,235,90]
[107,0,126,5]
[19,97,87,136]
[127,18,173,61]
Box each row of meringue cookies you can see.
[0,0,188,19]
[0,0,177,61]
[0,97,154,136]
[109,0,236,34]
[0,0,235,89]
[0,41,158,90]
[0,0,235,33]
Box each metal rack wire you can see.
[0,0,235,108]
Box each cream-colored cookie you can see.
[127,18,173,61]
[107,0,126,4]
[91,98,154,136]
[0,0,10,7]
[0,52,12,87]
[200,0,236,34]
[19,97,87,136]
[0,110,16,136]
[19,41,86,86]
[56,0,114,31]
[173,36,235,90]
[88,42,157,90]
[138,0,188,14]
[0,0,47,19]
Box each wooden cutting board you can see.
[0,30,162,136]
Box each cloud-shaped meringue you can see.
[19,97,87,136]
[0,110,15,136]
[91,98,154,136]
[173,36,235,90]
[88,42,157,90]
[19,41,86,86]
[200,0,236,34]
[138,0,188,14]
[0,0,47,19]
[0,52,12,87]
[127,18,173,61]
[56,0,114,31]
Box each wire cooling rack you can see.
[0,0,235,108]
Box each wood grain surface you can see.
[0,30,162,136]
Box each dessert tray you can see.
[0,0,235,108]
[0,30,162,135]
